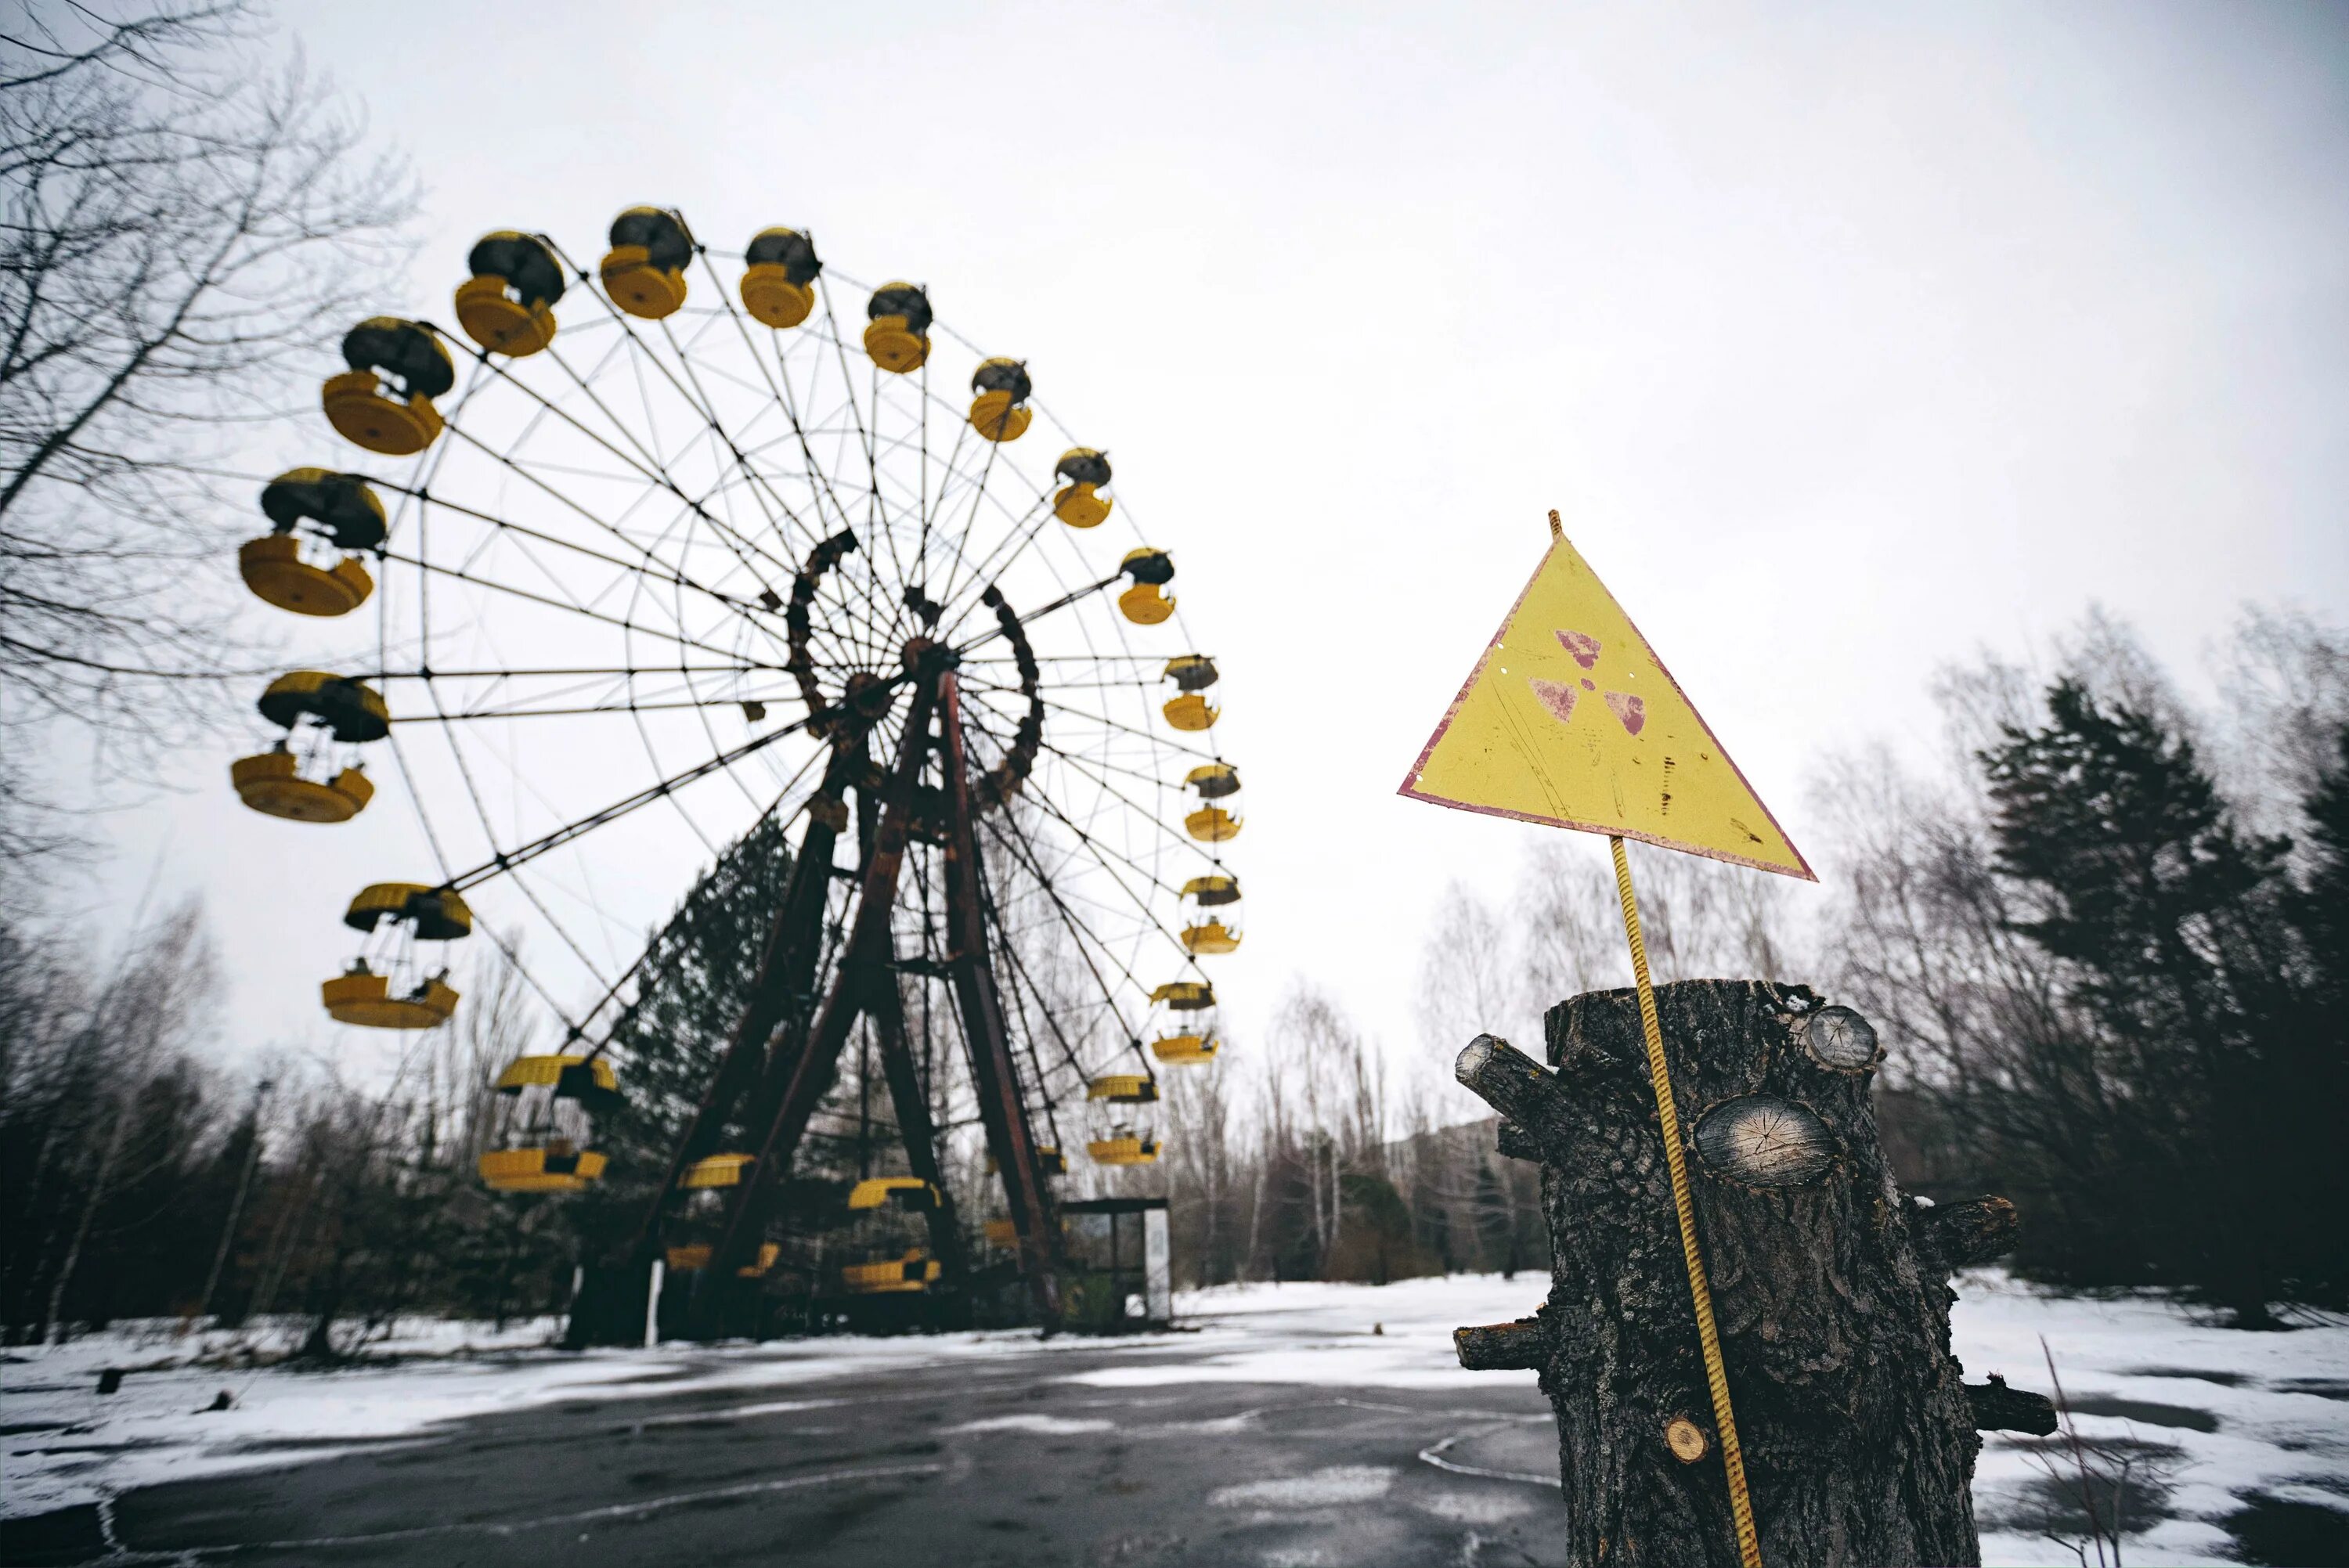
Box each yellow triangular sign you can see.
[1398,532,1814,879]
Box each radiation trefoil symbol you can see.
[1526,628,1647,737]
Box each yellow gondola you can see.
[1150,971,1222,1063]
[667,1243,778,1278]
[241,469,386,616]
[322,882,470,1029]
[455,230,565,355]
[681,1152,754,1188]
[1052,449,1113,528]
[1087,1073,1160,1105]
[1178,874,1243,957]
[864,282,932,373]
[1119,548,1175,625]
[843,1248,942,1294]
[599,207,693,319]
[968,358,1033,442]
[1152,1034,1219,1065]
[231,671,388,823]
[321,318,453,456]
[847,1177,941,1211]
[1152,979,1215,1011]
[1184,762,1243,842]
[478,1054,621,1194]
[479,1145,609,1193]
[494,1053,620,1100]
[1084,1074,1163,1167]
[1162,654,1221,731]
[740,226,821,328]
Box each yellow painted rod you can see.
[1610,833,1763,1568]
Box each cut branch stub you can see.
[1455,1316,1551,1372]
[1966,1374,2059,1435]
[1455,1033,1559,1128]
[1794,1004,1882,1072]
[1911,1195,2019,1276]
[1690,1095,1838,1188]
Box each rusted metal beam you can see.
[699,676,939,1286]
[865,974,970,1289]
[938,669,1063,1323]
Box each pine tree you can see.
[2293,726,2349,986]
[576,812,797,1249]
[1979,679,2312,1319]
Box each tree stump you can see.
[1451,980,2054,1568]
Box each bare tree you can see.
[0,2,412,858]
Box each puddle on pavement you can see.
[2227,1491,2349,1566]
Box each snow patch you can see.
[950,1414,1115,1435]
[1416,1489,1539,1524]
[1211,1465,1397,1508]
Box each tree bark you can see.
[1452,980,2049,1568]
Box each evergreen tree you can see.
[1979,679,2325,1319]
[579,811,799,1247]
[2291,726,2349,987]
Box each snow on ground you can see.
[5,1271,2345,1566]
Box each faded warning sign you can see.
[1397,532,1813,879]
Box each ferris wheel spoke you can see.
[812,274,886,540]
[384,690,794,723]
[373,716,590,1040]
[1030,737,1231,869]
[857,362,917,655]
[975,775,1182,984]
[407,646,650,987]
[389,481,774,626]
[932,472,1053,628]
[915,402,978,593]
[1023,691,1221,760]
[964,674,1160,696]
[695,251,869,551]
[541,236,819,521]
[976,806,1146,1045]
[457,333,803,603]
[653,313,843,575]
[971,741,1193,957]
[947,573,1121,659]
[435,694,851,893]
[984,876,1128,1105]
[433,423,795,628]
[379,549,779,667]
[368,661,799,681]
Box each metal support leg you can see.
[937,670,1063,1323]
[702,679,939,1281]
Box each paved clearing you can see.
[7,1273,2348,1565]
[49,1343,1569,1565]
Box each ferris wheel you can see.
[228,207,1243,1325]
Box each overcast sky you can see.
[75,0,2349,1086]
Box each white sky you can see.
[70,0,2349,1087]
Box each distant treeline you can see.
[3,608,2343,1346]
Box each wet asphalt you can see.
[69,1341,1571,1566]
